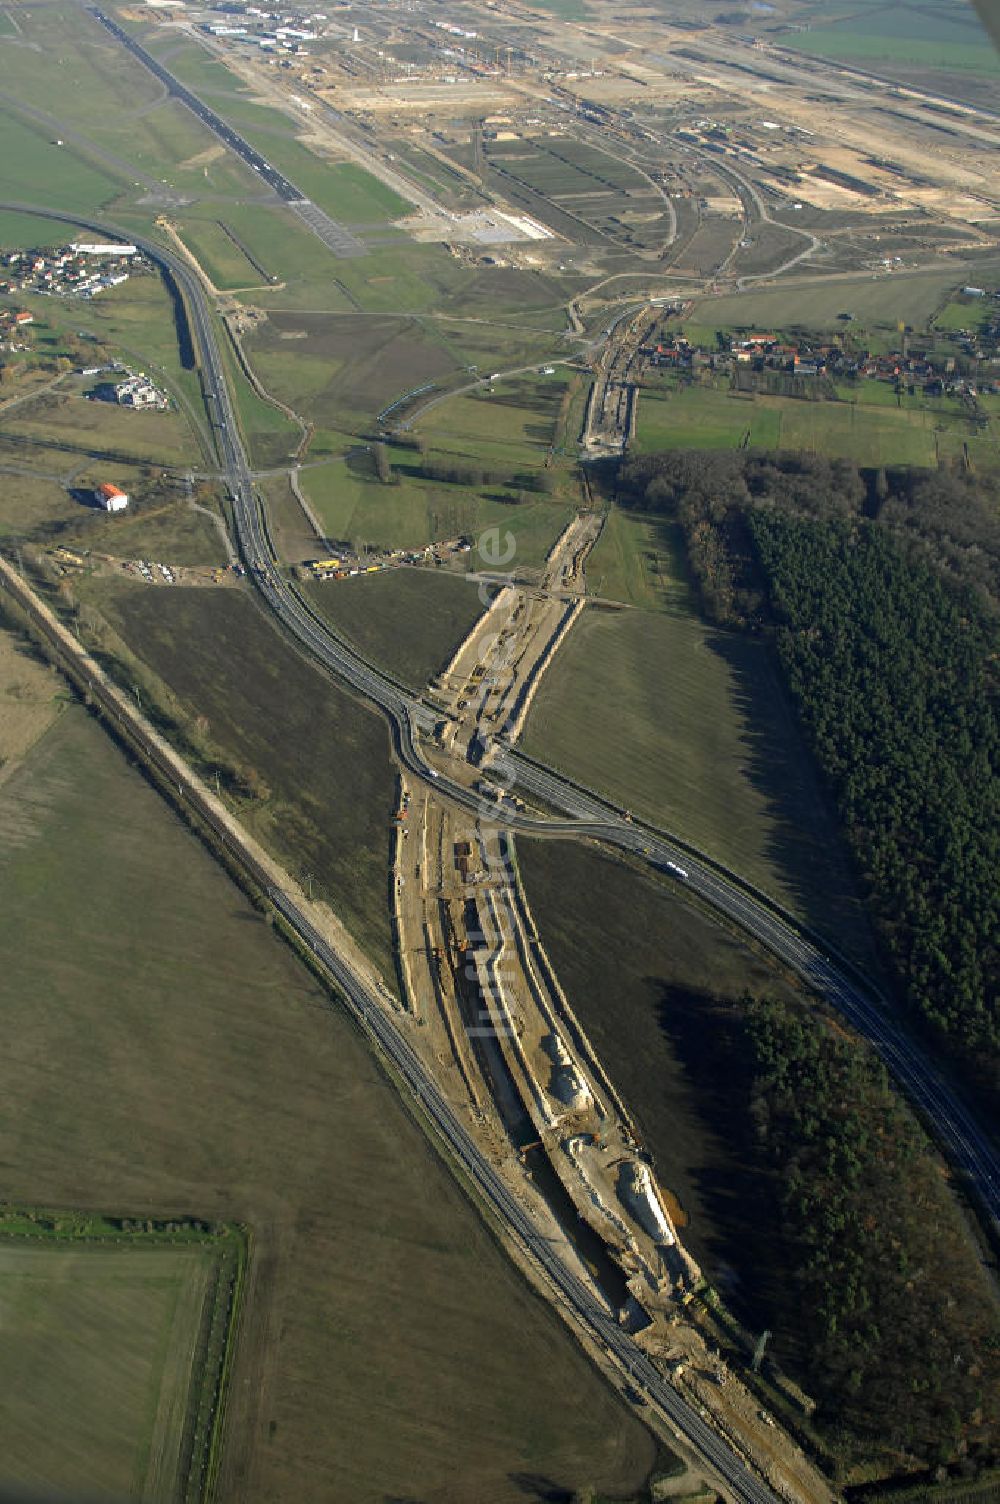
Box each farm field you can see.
[303,567,485,690]
[95,583,397,972]
[683,267,991,337]
[416,373,574,469]
[300,459,574,568]
[522,601,875,962]
[632,384,974,466]
[1,388,201,468]
[247,311,461,430]
[586,507,693,613]
[0,1240,216,1501]
[0,619,65,777]
[0,470,86,541]
[68,495,230,566]
[0,701,654,1503]
[775,3,1000,77]
[173,215,271,292]
[516,837,803,1305]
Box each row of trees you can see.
[743,995,999,1463]
[370,443,559,497]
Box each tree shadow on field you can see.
[653,983,790,1345]
[705,628,875,969]
[508,1475,576,1502]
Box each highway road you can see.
[268,886,784,1504]
[15,198,996,1241]
[0,198,784,1503]
[6,199,998,1495]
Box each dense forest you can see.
[618,452,1000,1095]
[743,996,999,1464]
[621,451,1000,624]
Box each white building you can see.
[95,483,129,512]
[71,243,138,258]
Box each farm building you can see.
[95,482,129,512]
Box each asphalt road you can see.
[268,886,783,1504]
[134,189,1000,1238]
[6,199,998,1497]
[0,200,784,1501]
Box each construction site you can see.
[378,514,835,1504]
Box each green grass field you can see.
[0,692,655,1503]
[0,6,259,205]
[174,201,346,296]
[633,384,969,466]
[417,374,570,469]
[300,458,574,567]
[303,567,485,689]
[934,294,995,333]
[0,471,84,540]
[318,161,411,223]
[0,1241,215,1499]
[243,305,567,440]
[174,216,271,292]
[70,496,230,566]
[516,837,803,1299]
[0,107,120,212]
[0,208,85,247]
[522,599,875,961]
[684,268,988,336]
[248,311,460,429]
[635,385,780,453]
[2,388,201,468]
[586,508,693,613]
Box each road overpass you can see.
[14,197,994,1241]
[4,199,998,1498]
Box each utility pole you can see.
[752,1329,771,1373]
